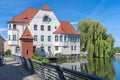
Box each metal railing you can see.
[13,55,108,80]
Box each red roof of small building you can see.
[8,7,39,23]
[41,4,52,11]
[53,21,79,35]
[20,27,33,40]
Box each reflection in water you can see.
[85,58,115,80]
[59,58,115,80]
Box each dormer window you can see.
[43,15,51,22]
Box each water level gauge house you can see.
[7,4,80,57]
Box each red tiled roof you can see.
[8,4,52,23]
[41,4,52,11]
[20,27,33,40]
[53,21,79,35]
[8,7,39,23]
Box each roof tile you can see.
[20,27,33,40]
[8,7,39,23]
[41,4,52,11]
[53,21,79,35]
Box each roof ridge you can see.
[59,20,69,22]
[41,4,52,11]
[20,27,33,40]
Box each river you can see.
[54,57,120,80]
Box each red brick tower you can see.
[20,27,33,58]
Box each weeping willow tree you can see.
[77,18,114,58]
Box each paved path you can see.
[0,58,41,80]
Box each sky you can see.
[0,0,120,47]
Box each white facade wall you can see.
[28,9,60,56]
[7,8,80,56]
[53,34,80,55]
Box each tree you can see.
[112,47,120,54]
[77,18,114,58]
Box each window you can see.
[74,46,76,50]
[34,35,38,41]
[48,46,51,52]
[74,36,77,41]
[55,46,58,51]
[55,35,58,41]
[55,26,57,29]
[26,50,28,55]
[71,46,73,50]
[8,35,11,40]
[68,35,70,41]
[33,46,36,52]
[64,46,67,48]
[15,46,20,53]
[41,46,45,53]
[9,24,11,29]
[41,25,44,31]
[48,26,51,31]
[70,35,73,42]
[41,35,44,41]
[43,15,51,22]
[34,25,37,30]
[13,24,16,30]
[48,36,51,42]
[78,36,80,41]
[64,35,67,42]
[60,35,63,41]
[13,35,16,40]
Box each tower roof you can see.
[20,27,33,40]
[41,4,52,11]
[53,21,79,35]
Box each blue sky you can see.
[0,0,120,47]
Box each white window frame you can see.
[34,35,38,41]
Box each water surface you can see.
[56,57,120,80]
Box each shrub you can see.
[32,52,48,62]
[5,49,11,57]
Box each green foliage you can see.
[80,55,87,58]
[32,52,48,62]
[5,49,11,57]
[112,47,120,54]
[86,58,115,80]
[55,53,62,57]
[77,18,115,58]
[55,53,70,62]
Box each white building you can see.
[7,4,80,57]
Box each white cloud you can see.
[70,22,78,25]
[0,28,7,32]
